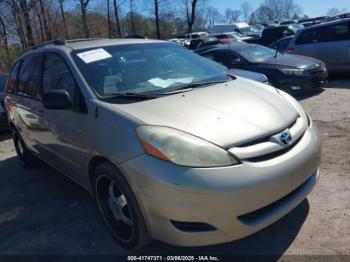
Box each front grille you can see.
[245,132,304,162]
[238,118,298,148]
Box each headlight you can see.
[279,68,308,76]
[137,126,239,167]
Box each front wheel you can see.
[94,162,151,249]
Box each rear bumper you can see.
[120,124,321,246]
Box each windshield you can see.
[72,43,229,97]
[236,45,276,62]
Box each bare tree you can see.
[183,0,198,33]
[79,0,90,38]
[107,0,112,38]
[254,0,302,23]
[241,2,252,22]
[113,0,125,37]
[129,0,135,35]
[154,0,160,39]
[58,0,69,38]
[327,8,347,17]
[38,0,51,40]
[0,13,9,53]
[225,8,241,23]
[206,6,221,28]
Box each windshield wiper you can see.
[174,79,230,91]
[103,92,158,99]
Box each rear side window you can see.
[279,38,292,52]
[322,22,350,42]
[43,53,76,100]
[296,22,350,45]
[295,28,319,45]
[18,55,43,98]
[6,62,21,94]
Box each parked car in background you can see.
[168,38,185,46]
[196,42,328,95]
[188,36,222,50]
[210,32,253,42]
[210,23,262,38]
[269,36,295,53]
[286,18,350,73]
[209,33,237,43]
[5,38,320,249]
[184,32,208,47]
[0,74,8,131]
[253,24,304,46]
[207,58,270,84]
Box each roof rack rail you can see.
[30,39,66,51]
[65,38,108,43]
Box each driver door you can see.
[37,53,90,183]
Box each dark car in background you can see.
[252,24,304,46]
[286,18,350,73]
[0,74,8,131]
[196,42,328,95]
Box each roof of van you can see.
[25,38,166,53]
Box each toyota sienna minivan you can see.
[4,38,321,249]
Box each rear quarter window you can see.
[6,62,21,94]
[17,55,43,98]
[295,28,319,45]
[0,75,7,92]
[321,22,350,42]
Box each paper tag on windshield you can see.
[77,48,112,64]
[148,77,193,88]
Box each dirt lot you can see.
[0,78,349,258]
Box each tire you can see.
[94,162,151,249]
[12,130,36,168]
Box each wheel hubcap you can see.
[97,176,134,242]
[108,182,133,226]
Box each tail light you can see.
[286,48,294,53]
[4,97,13,113]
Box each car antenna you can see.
[274,40,280,58]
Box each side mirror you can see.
[43,89,73,110]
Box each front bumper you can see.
[120,124,321,246]
[276,72,328,94]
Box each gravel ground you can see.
[0,78,349,258]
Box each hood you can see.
[113,79,299,147]
[228,69,268,83]
[263,54,322,69]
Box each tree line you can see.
[0,0,342,71]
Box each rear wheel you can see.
[13,130,36,168]
[94,162,151,249]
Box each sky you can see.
[210,0,349,18]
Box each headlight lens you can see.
[279,68,308,76]
[137,126,239,167]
